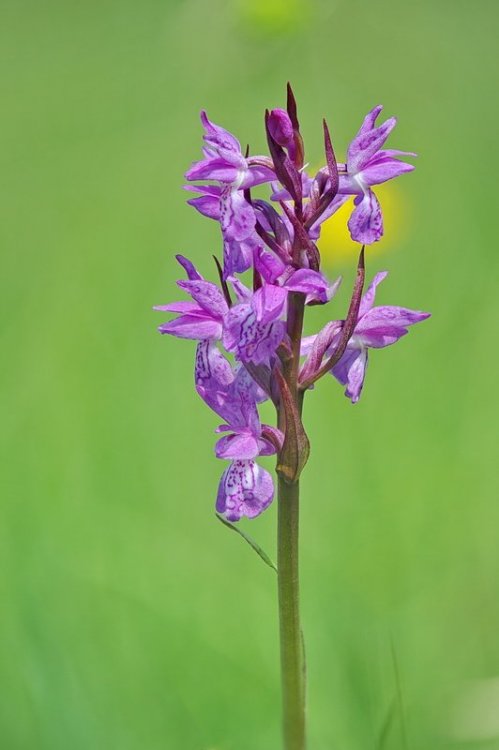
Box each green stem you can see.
[277,475,305,750]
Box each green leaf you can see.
[216,514,277,573]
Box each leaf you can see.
[216,514,277,573]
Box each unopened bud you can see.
[267,108,294,149]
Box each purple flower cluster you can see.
[155,87,430,520]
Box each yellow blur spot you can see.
[317,182,409,268]
[238,0,305,34]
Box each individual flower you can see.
[329,271,430,402]
[185,112,274,277]
[222,276,287,365]
[253,247,337,308]
[195,341,281,520]
[154,255,228,340]
[336,106,416,244]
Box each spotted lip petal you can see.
[348,190,383,244]
[223,305,286,365]
[216,460,275,521]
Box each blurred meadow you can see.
[1,0,499,748]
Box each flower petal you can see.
[347,115,397,174]
[223,304,286,364]
[153,301,201,313]
[200,111,244,166]
[252,284,288,324]
[357,306,431,347]
[300,320,343,383]
[220,188,256,242]
[177,280,228,318]
[223,234,260,278]
[360,158,415,187]
[187,194,220,220]
[216,460,274,521]
[358,272,388,317]
[158,315,222,340]
[195,341,234,392]
[254,247,287,284]
[185,157,241,183]
[285,268,329,300]
[215,433,260,460]
[176,254,203,281]
[348,190,383,245]
[331,346,368,403]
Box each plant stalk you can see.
[277,475,305,750]
[277,289,306,750]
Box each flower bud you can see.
[267,108,294,149]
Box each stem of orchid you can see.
[277,290,306,750]
[277,475,305,750]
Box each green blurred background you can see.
[1,1,498,748]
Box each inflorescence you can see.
[155,86,430,522]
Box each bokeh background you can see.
[2,1,498,748]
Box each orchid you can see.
[338,105,416,244]
[154,85,430,750]
[185,111,274,277]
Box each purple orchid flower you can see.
[195,341,282,520]
[222,249,337,364]
[338,106,416,244]
[185,112,275,277]
[253,247,336,308]
[329,272,430,402]
[154,255,228,340]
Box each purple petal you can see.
[285,268,329,300]
[348,190,383,245]
[223,234,260,278]
[347,116,397,174]
[228,276,252,303]
[357,306,431,347]
[158,315,222,340]
[195,341,234,393]
[184,184,222,197]
[177,280,228,318]
[300,320,343,383]
[233,365,269,404]
[187,194,220,221]
[358,272,388,317]
[240,165,276,188]
[357,326,409,348]
[153,301,201,313]
[216,460,274,521]
[176,254,203,281]
[185,157,241,183]
[223,304,286,364]
[252,284,288,324]
[360,158,415,187]
[220,188,256,242]
[356,105,384,136]
[359,305,431,330]
[254,247,287,284]
[200,111,244,167]
[215,433,260,460]
[331,346,368,403]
